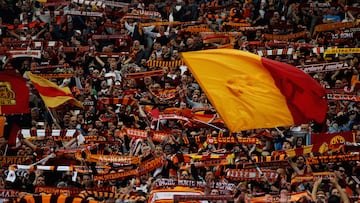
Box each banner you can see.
[209,136,260,145]
[291,172,335,185]
[7,50,41,59]
[221,22,251,27]
[73,165,111,175]
[140,21,183,27]
[35,186,114,196]
[242,160,289,169]
[313,21,356,36]
[226,169,278,182]
[326,93,360,102]
[71,0,129,8]
[153,179,236,190]
[323,48,360,58]
[93,169,137,181]
[93,157,165,181]
[62,46,90,53]
[99,97,136,106]
[311,131,355,147]
[97,52,130,58]
[263,31,307,41]
[122,128,170,143]
[242,154,288,169]
[257,48,294,57]
[20,129,78,139]
[91,34,129,40]
[14,194,98,203]
[0,71,30,115]
[34,74,72,79]
[152,88,178,100]
[137,156,165,175]
[32,64,69,71]
[78,191,145,201]
[0,189,19,198]
[131,9,162,18]
[174,195,234,202]
[146,60,184,68]
[247,191,312,203]
[297,62,349,73]
[181,158,232,169]
[182,25,212,33]
[124,70,164,79]
[306,153,360,165]
[0,156,31,167]
[77,152,141,165]
[205,13,244,23]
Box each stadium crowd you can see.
[0,0,360,202]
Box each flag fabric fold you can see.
[26,72,83,108]
[181,49,327,132]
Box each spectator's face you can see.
[180,102,187,109]
[153,43,161,51]
[0,177,5,189]
[280,189,289,203]
[154,146,163,157]
[334,80,342,88]
[328,105,337,115]
[36,176,46,186]
[24,147,33,155]
[83,175,92,187]
[164,144,172,154]
[334,167,346,180]
[0,137,7,148]
[192,94,199,102]
[356,130,360,142]
[296,156,305,167]
[331,188,340,197]
[255,30,262,37]
[148,4,155,11]
[179,171,189,180]
[69,117,77,127]
[282,141,291,150]
[210,189,219,195]
[193,89,200,96]
[173,50,179,58]
[315,192,326,203]
[205,171,214,182]
[142,145,151,156]
[186,38,194,47]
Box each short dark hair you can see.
[327,195,340,203]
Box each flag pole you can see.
[46,107,61,129]
[4,144,8,156]
[191,118,224,131]
[240,142,272,193]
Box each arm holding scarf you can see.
[330,177,350,203]
[311,177,322,200]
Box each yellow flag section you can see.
[181,49,327,132]
[26,72,83,109]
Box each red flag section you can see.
[0,70,30,115]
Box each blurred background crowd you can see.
[0,0,360,202]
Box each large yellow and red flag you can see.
[181,49,327,132]
[26,72,83,108]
